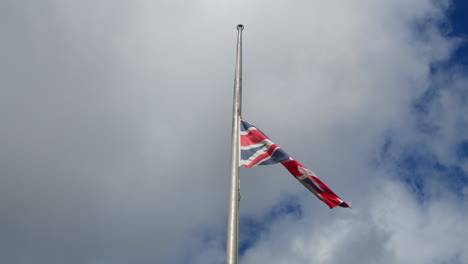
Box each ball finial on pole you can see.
[237,24,244,30]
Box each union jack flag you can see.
[240,117,350,209]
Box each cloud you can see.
[241,178,468,264]
[0,0,466,263]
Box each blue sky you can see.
[397,0,468,198]
[449,0,468,64]
[1,1,468,264]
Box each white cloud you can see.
[241,179,468,264]
[0,0,466,263]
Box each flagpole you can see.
[226,24,243,264]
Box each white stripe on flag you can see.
[240,126,257,136]
[240,139,274,150]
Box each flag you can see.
[240,117,350,209]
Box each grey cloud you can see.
[1,0,466,263]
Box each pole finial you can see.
[237,24,244,30]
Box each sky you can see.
[1,0,467,264]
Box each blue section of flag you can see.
[259,148,290,165]
[240,145,265,160]
[240,118,290,167]
[240,119,256,132]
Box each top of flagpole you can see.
[233,24,243,115]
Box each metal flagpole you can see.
[226,24,243,264]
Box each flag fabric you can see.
[240,117,350,209]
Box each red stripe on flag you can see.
[240,129,269,147]
[280,159,303,177]
[281,159,350,209]
[243,144,280,168]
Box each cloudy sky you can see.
[1,0,467,263]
